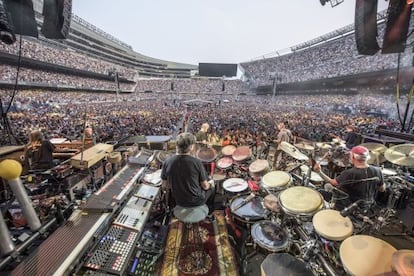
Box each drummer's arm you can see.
[201,180,211,190]
[162,180,168,191]
[313,163,338,186]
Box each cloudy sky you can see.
[72,0,389,65]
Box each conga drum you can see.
[221,145,237,156]
[392,249,414,276]
[340,235,396,275]
[249,159,270,178]
[278,186,323,219]
[261,171,292,192]
[312,209,353,241]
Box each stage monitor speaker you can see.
[382,0,413,54]
[4,0,38,37]
[42,0,72,39]
[355,0,380,55]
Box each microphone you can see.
[340,200,361,217]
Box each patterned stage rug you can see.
[160,211,239,276]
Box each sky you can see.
[72,0,389,65]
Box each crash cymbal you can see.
[294,142,314,151]
[279,141,309,161]
[316,142,332,149]
[360,143,387,154]
[384,144,414,167]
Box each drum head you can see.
[230,195,266,221]
[251,221,289,252]
[300,165,324,185]
[223,178,248,193]
[392,250,414,276]
[196,147,217,163]
[279,186,323,214]
[262,171,291,189]
[232,146,251,162]
[340,235,396,276]
[261,253,311,276]
[221,145,236,156]
[249,159,269,174]
[312,209,353,241]
[217,157,233,169]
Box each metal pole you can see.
[272,77,277,102]
[115,71,120,103]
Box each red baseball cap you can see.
[350,146,370,160]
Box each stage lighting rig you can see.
[320,0,345,8]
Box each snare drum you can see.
[312,209,353,241]
[249,159,270,178]
[261,171,292,192]
[251,221,289,253]
[340,235,396,275]
[232,146,252,162]
[300,165,324,186]
[223,178,248,194]
[230,194,267,224]
[216,156,233,170]
[221,145,237,156]
[278,186,323,218]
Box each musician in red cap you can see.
[314,145,385,207]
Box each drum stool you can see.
[174,204,209,274]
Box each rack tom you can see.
[221,145,237,156]
[312,209,353,241]
[249,159,270,178]
[251,221,289,253]
[261,171,292,192]
[232,146,252,162]
[278,186,323,219]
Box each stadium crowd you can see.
[242,18,414,86]
[0,37,137,79]
[1,89,404,147]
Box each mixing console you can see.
[84,225,139,275]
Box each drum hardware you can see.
[384,144,414,167]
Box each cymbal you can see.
[367,151,386,165]
[360,143,387,154]
[294,142,314,151]
[385,144,414,167]
[316,142,332,149]
[279,141,309,161]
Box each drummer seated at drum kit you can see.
[161,132,216,216]
[313,145,385,211]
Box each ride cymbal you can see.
[384,144,414,167]
[279,141,309,161]
[360,143,387,154]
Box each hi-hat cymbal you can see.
[360,143,387,154]
[294,142,314,151]
[279,141,309,161]
[385,144,414,167]
[316,142,332,149]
